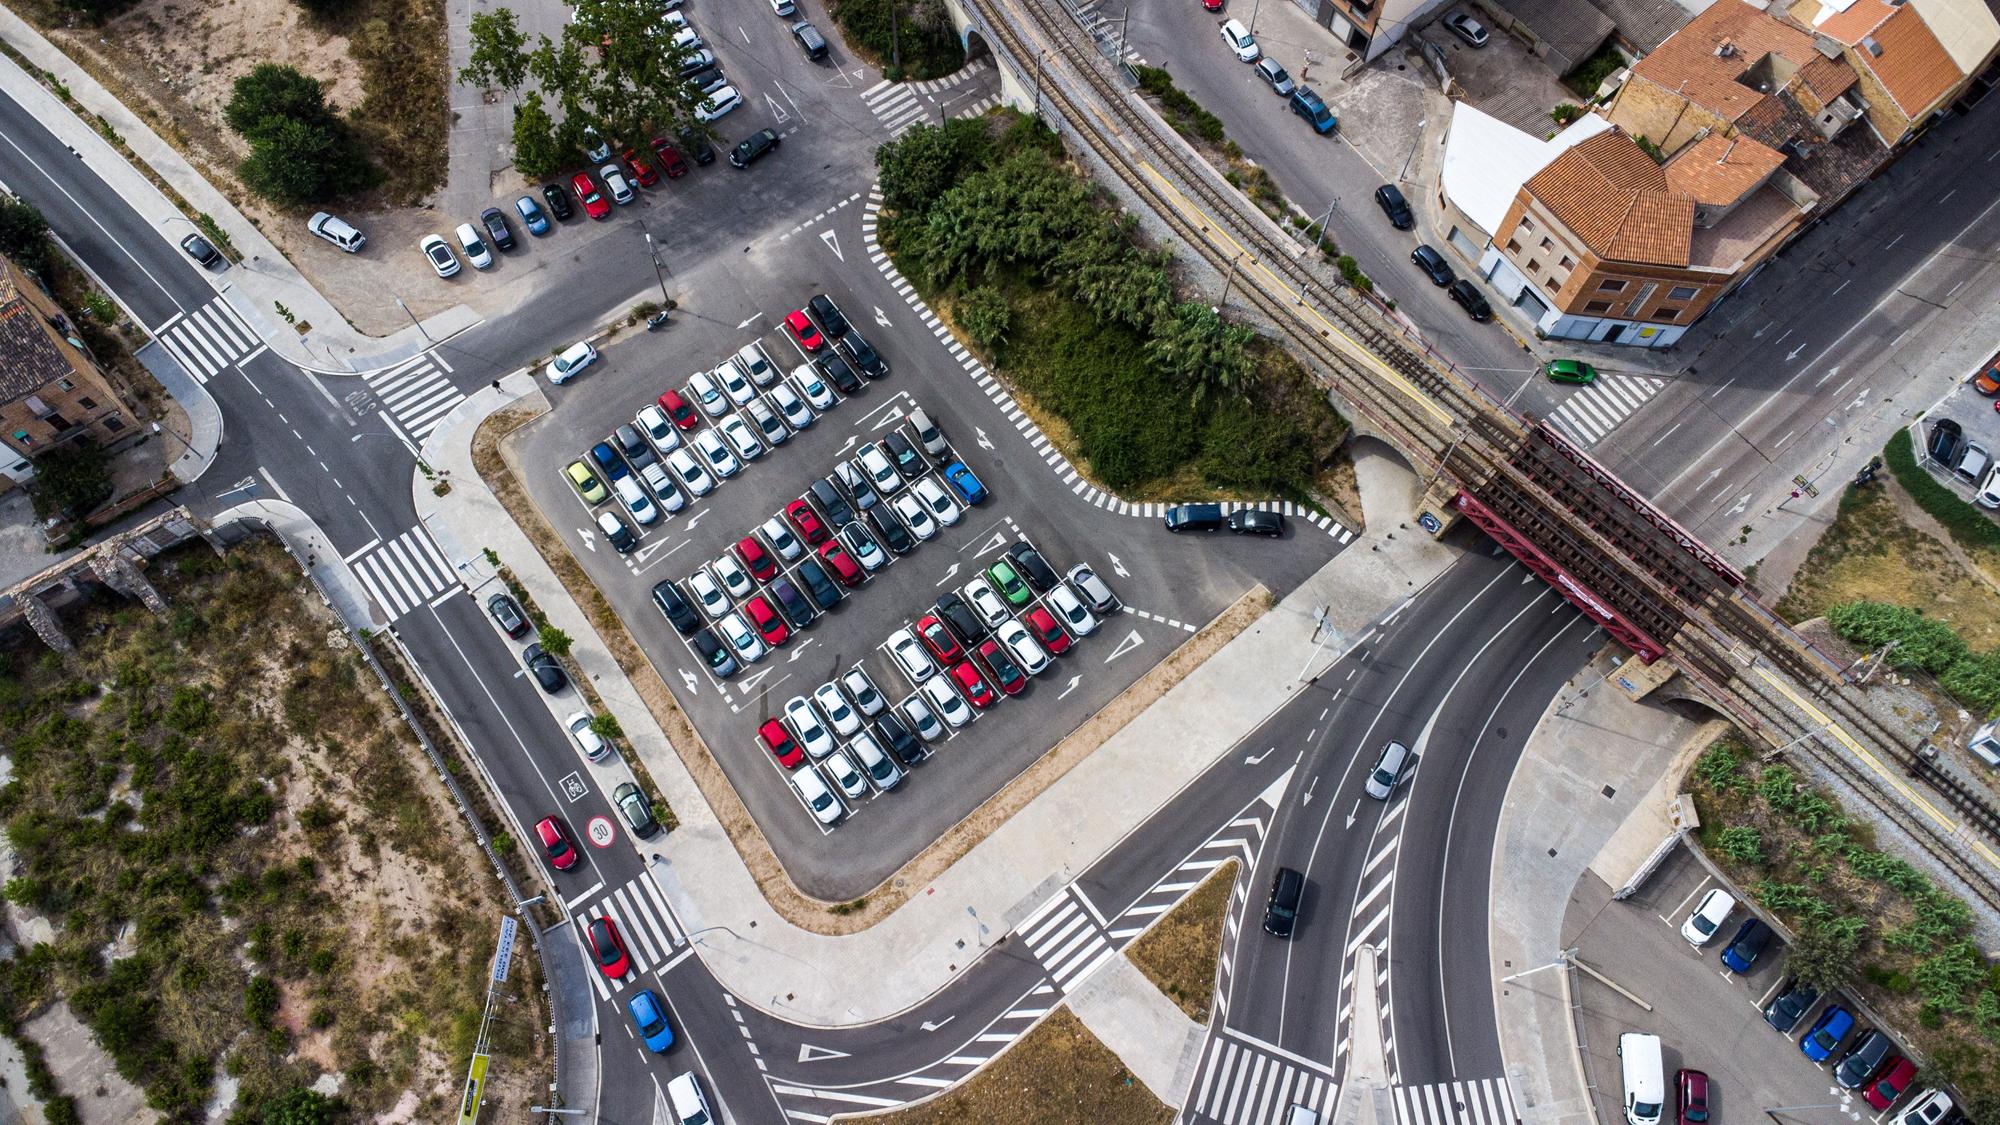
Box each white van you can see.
[1618,1032,1665,1125]
[665,1072,713,1125]
[307,212,366,252]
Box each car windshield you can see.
[1373,767,1396,787]
[1634,1102,1660,1119]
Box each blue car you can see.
[590,441,629,481]
[944,461,987,505]
[1720,917,1772,973]
[628,989,675,1052]
[514,195,551,236]
[1801,1006,1853,1062]
[1289,87,1336,134]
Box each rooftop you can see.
[1490,0,1617,70]
[1629,0,1824,122]
[1689,183,1805,268]
[1440,102,1615,236]
[1818,0,1965,114]
[0,262,75,405]
[1663,132,1789,206]
[1523,128,1695,266]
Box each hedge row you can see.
[1883,427,2000,553]
[1826,600,2000,714]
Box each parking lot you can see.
[1568,846,1942,1125]
[512,248,1348,899]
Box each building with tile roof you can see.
[0,254,130,483]
[1790,0,1999,145]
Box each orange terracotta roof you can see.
[1817,0,1897,41]
[1850,3,1963,114]
[1630,0,1821,121]
[1798,53,1860,100]
[1523,130,1695,266]
[1664,133,1788,205]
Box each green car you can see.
[566,460,608,505]
[988,560,1031,606]
[1542,359,1598,385]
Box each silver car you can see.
[849,730,902,789]
[666,447,715,495]
[769,383,815,429]
[693,429,740,478]
[746,398,789,446]
[717,611,766,663]
[688,570,729,620]
[720,415,764,461]
[823,748,869,799]
[1067,564,1118,613]
[842,668,886,716]
[1365,740,1413,799]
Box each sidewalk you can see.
[1487,649,1704,1125]
[0,10,477,376]
[416,377,1463,1024]
[1066,955,1206,1108]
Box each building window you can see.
[1655,307,1682,321]
[1506,239,1521,253]
[1542,276,1560,292]
[77,396,96,410]
[42,412,69,431]
[1667,285,1698,301]
[1539,237,1553,251]
[1559,256,1575,269]
[1520,216,1535,232]
[103,415,125,433]
[1598,279,1627,292]
[1585,300,1613,313]
[57,378,74,391]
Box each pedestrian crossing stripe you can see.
[345,526,458,623]
[363,354,464,444]
[860,58,996,136]
[1545,374,1664,446]
[1014,888,1116,992]
[156,298,262,384]
[1189,1036,1338,1125]
[1391,1078,1517,1125]
[576,872,686,999]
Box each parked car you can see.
[786,309,825,351]
[651,136,690,178]
[1893,1089,1954,1125]
[1762,978,1819,1033]
[1673,1068,1708,1125]
[1375,183,1414,229]
[850,730,903,788]
[180,233,222,267]
[1448,278,1493,321]
[760,717,806,767]
[1165,503,1225,532]
[307,212,367,252]
[997,619,1050,675]
[614,781,660,838]
[1801,1006,1854,1062]
[732,128,782,168]
[1925,418,1963,464]
[1411,244,1455,286]
[945,462,987,505]
[545,341,599,384]
[523,644,566,693]
[1679,888,1734,946]
[1719,917,1772,973]
[479,207,516,251]
[1023,606,1071,654]
[565,461,607,504]
[572,171,611,220]
[809,293,852,338]
[1254,57,1295,95]
[1219,18,1259,61]
[1230,509,1286,536]
[621,147,660,187]
[1068,564,1118,613]
[1836,1029,1894,1089]
[454,222,493,269]
[514,195,551,235]
[541,182,575,221]
[420,233,460,277]
[842,330,888,377]
[487,592,530,637]
[600,164,635,204]
[1863,1057,1918,1112]
[1290,87,1336,133]
[951,661,996,708]
[696,85,744,122]
[792,765,844,824]
[1442,10,1490,45]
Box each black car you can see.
[882,431,924,477]
[1928,418,1964,465]
[1263,867,1304,938]
[876,712,926,763]
[1448,279,1492,322]
[487,593,530,637]
[541,182,575,221]
[770,576,816,629]
[1411,244,1454,286]
[1762,979,1819,1033]
[523,644,567,693]
[615,423,656,471]
[1836,1030,1893,1089]
[688,66,728,94]
[842,331,889,378]
[808,293,852,339]
[1007,543,1059,591]
[818,352,863,394]
[179,233,222,267]
[690,628,738,677]
[730,128,781,168]
[935,592,984,644]
[809,477,856,528]
[796,557,844,609]
[1375,184,1414,229]
[678,126,717,165]
[869,507,914,554]
[1229,509,1286,536]
[1164,502,1225,532]
[479,207,516,252]
[651,580,701,635]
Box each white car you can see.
[899,694,943,741]
[785,695,836,759]
[600,164,634,204]
[637,406,682,452]
[842,668,886,716]
[745,399,788,446]
[544,341,598,384]
[1219,18,1259,61]
[717,611,766,663]
[719,415,764,461]
[761,516,804,561]
[666,447,715,496]
[1047,584,1097,637]
[997,619,1050,675]
[1894,1090,1955,1125]
[965,577,1010,628]
[792,765,843,825]
[920,675,972,728]
[688,371,729,417]
[849,730,901,789]
[857,443,902,493]
[694,429,740,478]
[307,211,366,252]
[567,710,611,761]
[770,0,797,14]
[769,383,814,429]
[793,364,837,409]
[688,569,729,619]
[890,493,937,541]
[840,524,887,572]
[717,362,756,405]
[697,84,743,122]
[1680,888,1735,946]
[638,463,687,512]
[823,748,869,799]
[736,342,777,385]
[454,222,493,269]
[888,628,937,681]
[672,26,705,52]
[1067,563,1118,613]
[913,477,962,526]
[814,682,862,735]
[712,554,754,599]
[614,477,659,525]
[1978,463,2000,509]
[419,234,460,278]
[582,125,612,163]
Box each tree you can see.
[510,91,570,180]
[260,1087,338,1125]
[876,118,990,215]
[957,286,1011,351]
[239,117,377,204]
[225,65,336,142]
[537,624,574,658]
[1786,917,1864,992]
[28,441,112,521]
[461,8,531,96]
[1145,302,1255,405]
[0,196,54,276]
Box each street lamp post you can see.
[150,420,203,462]
[643,232,672,305]
[1399,117,1428,182]
[1033,51,1047,122]
[394,296,431,342]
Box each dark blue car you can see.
[628,989,675,1052]
[1720,917,1772,973]
[590,441,629,481]
[1801,1006,1853,1062]
[944,462,987,505]
[1290,87,1336,134]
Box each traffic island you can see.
[866,1008,1172,1125]
[1126,859,1239,1023]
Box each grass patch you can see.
[1885,428,2000,554]
[324,0,451,203]
[1563,42,1626,99]
[1134,65,1224,144]
[827,0,964,81]
[871,1008,1171,1125]
[1127,859,1237,1022]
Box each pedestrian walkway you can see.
[1073,0,1150,65]
[1544,374,1666,447]
[572,870,686,1000]
[859,58,998,137]
[1391,1078,1518,1125]
[1187,1030,1339,1125]
[343,525,459,624]
[154,297,264,384]
[364,353,465,446]
[1014,885,1118,993]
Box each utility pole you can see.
[1214,250,1244,312]
[1115,0,1131,61]
[643,231,671,304]
[1033,50,1046,122]
[1398,116,1428,181]
[890,1,901,76]
[394,295,430,342]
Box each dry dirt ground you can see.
[872,1008,1172,1125]
[1126,859,1237,1023]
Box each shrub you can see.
[1693,742,1746,790]
[244,975,279,1028]
[27,441,112,522]
[1551,103,1583,125]
[536,624,574,658]
[1337,255,1374,293]
[1133,66,1226,144]
[957,286,1012,351]
[1790,916,1864,991]
[1563,43,1626,97]
[877,117,992,214]
[1715,826,1764,865]
[1885,428,2000,552]
[1917,941,1987,1013]
[827,0,964,79]
[0,197,56,276]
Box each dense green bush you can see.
[225,65,377,204]
[0,197,55,277]
[828,0,963,79]
[1826,597,2000,716]
[1884,428,2000,551]
[1133,66,1226,145]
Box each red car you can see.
[787,498,830,544]
[621,147,660,187]
[736,536,777,582]
[1863,1058,1916,1112]
[571,171,610,220]
[651,136,689,179]
[951,661,996,708]
[586,916,630,978]
[977,639,1027,695]
[1202,0,1223,9]
[917,614,963,664]
[657,388,700,430]
[745,594,790,646]
[759,717,805,768]
[785,309,824,352]
[818,541,862,586]
[535,816,578,871]
[1675,1069,1709,1124]
[1024,607,1072,654]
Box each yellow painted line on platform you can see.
[1137,161,1455,429]
[1754,666,2000,869]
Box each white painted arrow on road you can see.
[1103,629,1144,664]
[578,529,597,552]
[736,312,765,330]
[1814,364,1842,388]
[797,1043,850,1062]
[1786,341,1807,361]
[1057,673,1081,699]
[839,434,857,455]
[874,305,892,328]
[933,563,960,587]
[679,669,699,695]
[821,229,843,262]
[1300,775,1319,806]
[975,426,994,451]
[1345,799,1360,829]
[920,1016,955,1032]
[1106,552,1129,578]
[686,508,709,531]
[787,637,819,662]
[1245,746,1274,766]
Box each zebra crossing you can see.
[860,59,998,137]
[155,298,263,383]
[1544,373,1664,447]
[1335,785,1410,1065]
[1391,1078,1518,1125]
[1013,885,1117,993]
[343,526,460,623]
[1186,1030,1339,1125]
[1072,0,1149,65]
[573,871,686,1000]
[362,353,464,446]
